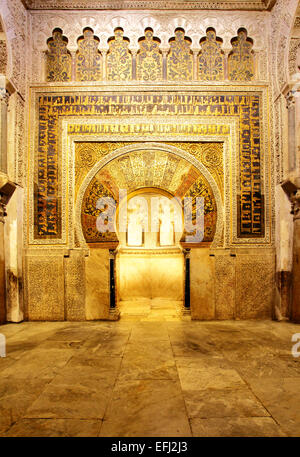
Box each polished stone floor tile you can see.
[177,360,246,391]
[25,378,113,420]
[246,377,300,437]
[124,339,173,357]
[0,319,299,437]
[0,377,51,434]
[118,340,177,380]
[100,379,191,437]
[129,322,170,341]
[0,348,74,380]
[119,358,178,381]
[183,387,269,419]
[229,354,300,379]
[190,417,286,437]
[170,339,220,357]
[0,323,26,338]
[0,356,15,372]
[90,332,131,357]
[44,327,96,342]
[3,419,102,437]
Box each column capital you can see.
[0,173,16,223]
[0,88,9,105]
[181,246,191,257]
[130,48,139,58]
[282,177,300,220]
[0,198,6,223]
[291,189,300,220]
[286,90,297,109]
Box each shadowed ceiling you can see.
[22,0,277,11]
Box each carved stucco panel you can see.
[29,10,270,83]
[0,0,27,97]
[289,37,300,76]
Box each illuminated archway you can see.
[76,142,223,249]
[77,142,223,317]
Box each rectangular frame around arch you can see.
[27,85,271,248]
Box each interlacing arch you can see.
[44,26,255,82]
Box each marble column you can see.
[291,186,300,322]
[0,175,16,324]
[282,177,300,322]
[183,248,191,312]
[100,49,107,80]
[131,49,138,80]
[108,249,120,320]
[280,82,300,322]
[109,249,116,309]
[70,50,77,81]
[286,90,297,172]
[0,87,9,173]
[0,85,10,323]
[192,49,199,80]
[162,50,168,80]
[0,197,6,323]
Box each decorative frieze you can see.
[0,41,7,75]
[39,24,259,82]
[24,0,276,10]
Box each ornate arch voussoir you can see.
[75,142,224,249]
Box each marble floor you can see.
[0,317,300,437]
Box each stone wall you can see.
[24,247,111,321]
[24,246,275,321]
[85,249,110,320]
[29,9,271,84]
[270,0,299,318]
[1,0,28,322]
[4,186,24,322]
[2,1,298,323]
[190,248,275,320]
[117,251,184,302]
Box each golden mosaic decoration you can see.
[106,28,132,81]
[183,174,217,242]
[46,29,72,82]
[76,28,102,81]
[81,177,118,243]
[79,143,219,244]
[136,29,163,82]
[198,28,225,81]
[167,142,224,199]
[228,29,254,81]
[167,29,193,81]
[34,92,264,241]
